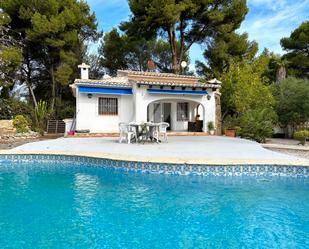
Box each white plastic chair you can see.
[147,123,159,142]
[159,122,169,142]
[119,123,136,144]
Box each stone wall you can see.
[0,120,16,135]
[0,120,39,144]
[215,92,222,135]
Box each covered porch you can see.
[147,99,205,132]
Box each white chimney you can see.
[78,63,90,80]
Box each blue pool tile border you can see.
[0,154,308,177]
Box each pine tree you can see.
[0,11,22,98]
[121,0,248,74]
[281,21,309,78]
[196,32,258,78]
[98,29,190,75]
[1,0,100,114]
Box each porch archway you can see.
[146,98,206,132]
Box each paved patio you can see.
[8,136,309,165]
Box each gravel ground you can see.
[0,136,61,150]
[267,148,309,160]
[264,138,309,159]
[0,138,45,150]
[266,138,309,147]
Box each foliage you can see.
[121,0,248,73]
[207,121,214,131]
[197,32,258,78]
[219,54,277,142]
[220,59,275,117]
[222,115,239,130]
[85,53,105,79]
[0,11,22,97]
[0,98,33,121]
[98,29,190,75]
[294,130,309,143]
[1,0,100,112]
[124,37,155,72]
[153,39,190,73]
[13,115,29,133]
[99,28,128,75]
[237,108,277,143]
[34,100,49,135]
[281,21,309,78]
[272,77,309,128]
[262,53,288,84]
[54,100,75,120]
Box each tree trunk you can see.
[23,49,38,109]
[25,59,38,109]
[167,26,179,74]
[179,17,185,74]
[28,85,38,108]
[50,66,56,113]
[276,66,286,83]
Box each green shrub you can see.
[294,130,309,142]
[34,100,49,135]
[237,108,277,143]
[54,98,75,119]
[13,115,29,133]
[55,103,75,119]
[223,115,239,130]
[207,121,214,131]
[0,98,33,120]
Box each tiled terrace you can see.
[6,136,309,166]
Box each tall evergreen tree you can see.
[98,29,130,76]
[121,0,248,74]
[196,32,258,78]
[273,77,309,133]
[99,29,189,75]
[1,0,100,114]
[281,21,309,78]
[0,11,22,98]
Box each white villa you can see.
[70,63,222,134]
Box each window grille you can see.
[98,97,118,115]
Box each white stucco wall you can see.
[75,85,217,133]
[76,90,134,133]
[134,86,216,132]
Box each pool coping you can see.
[1,150,309,167]
[1,151,309,177]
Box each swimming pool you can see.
[0,156,308,248]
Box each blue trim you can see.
[147,89,208,95]
[79,86,132,95]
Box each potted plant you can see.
[224,129,236,137]
[207,121,215,135]
[223,116,237,137]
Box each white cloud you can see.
[248,0,288,11]
[239,0,309,54]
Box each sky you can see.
[86,0,309,69]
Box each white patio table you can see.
[129,123,160,143]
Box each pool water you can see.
[0,161,308,248]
